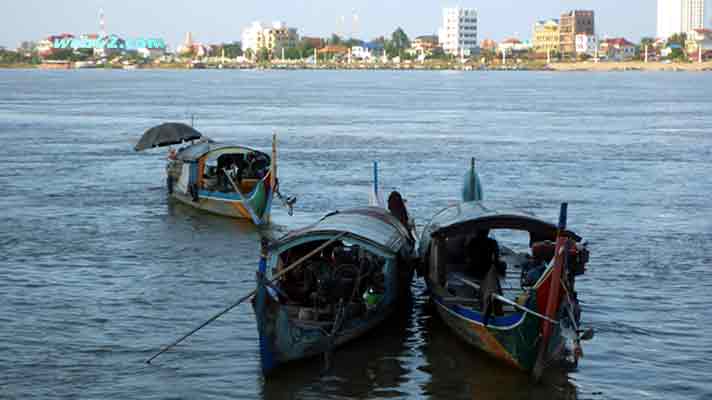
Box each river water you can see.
[1,69,711,400]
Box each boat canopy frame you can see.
[428,202,582,243]
[177,142,269,163]
[269,207,412,258]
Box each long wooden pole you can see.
[145,232,348,364]
[223,168,260,224]
[271,133,277,191]
[532,202,567,381]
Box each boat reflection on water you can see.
[418,297,578,400]
[260,286,577,400]
[167,198,261,230]
[260,295,415,399]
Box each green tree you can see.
[386,26,410,57]
[427,47,448,60]
[0,49,24,64]
[257,47,270,62]
[640,37,655,48]
[329,34,342,45]
[637,37,655,60]
[45,49,74,60]
[283,47,301,60]
[343,38,364,48]
[390,27,410,53]
[296,39,316,58]
[667,33,687,47]
[222,42,242,58]
[245,48,254,61]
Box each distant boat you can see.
[418,159,593,380]
[135,122,280,225]
[253,162,416,376]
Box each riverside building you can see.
[532,19,560,54]
[241,21,298,57]
[438,7,479,57]
[559,10,595,59]
[657,0,712,39]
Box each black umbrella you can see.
[134,122,203,151]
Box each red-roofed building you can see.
[600,38,636,61]
[497,38,531,55]
[480,39,497,52]
[685,28,712,60]
[301,37,324,49]
[36,33,74,57]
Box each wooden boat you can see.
[135,122,284,225]
[253,163,416,376]
[419,160,592,380]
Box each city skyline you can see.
[0,0,656,49]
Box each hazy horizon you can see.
[1,0,655,49]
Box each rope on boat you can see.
[274,187,296,216]
[222,167,261,223]
[489,293,559,325]
[449,272,559,325]
[145,232,348,364]
[323,299,347,374]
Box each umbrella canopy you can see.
[134,123,203,152]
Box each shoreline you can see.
[2,60,712,72]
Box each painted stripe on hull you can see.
[434,299,523,369]
[433,295,527,330]
[172,192,261,223]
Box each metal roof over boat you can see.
[273,207,412,254]
[422,201,581,243]
[176,141,265,162]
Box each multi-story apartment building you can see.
[438,7,479,56]
[559,10,595,59]
[575,34,598,57]
[659,0,684,39]
[682,0,707,32]
[658,0,712,39]
[532,19,560,54]
[242,21,298,56]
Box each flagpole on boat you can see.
[268,132,277,223]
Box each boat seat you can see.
[440,296,481,307]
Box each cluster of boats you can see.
[136,123,593,382]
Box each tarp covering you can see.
[134,123,203,151]
[274,207,412,255]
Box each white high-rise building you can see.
[658,0,712,39]
[658,0,683,39]
[682,0,706,32]
[438,7,478,56]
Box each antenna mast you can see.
[99,8,106,37]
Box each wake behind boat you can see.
[419,159,593,380]
[135,122,293,225]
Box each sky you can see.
[0,0,656,49]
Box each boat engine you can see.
[568,241,589,276]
